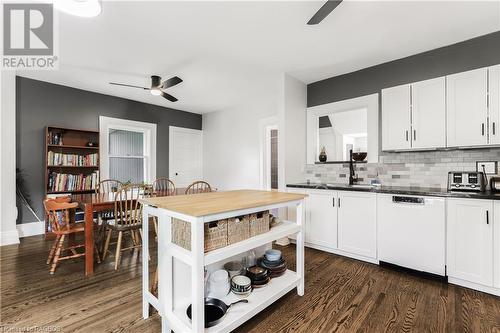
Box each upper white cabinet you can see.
[447,198,493,287]
[337,191,377,259]
[382,77,446,151]
[489,65,500,145]
[447,68,489,147]
[382,84,411,150]
[305,191,338,250]
[411,77,446,149]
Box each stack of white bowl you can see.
[208,270,230,298]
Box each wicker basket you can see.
[249,210,270,237]
[227,215,250,245]
[172,218,228,252]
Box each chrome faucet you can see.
[349,149,358,185]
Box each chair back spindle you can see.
[151,178,176,197]
[185,181,212,195]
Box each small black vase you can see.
[319,153,327,162]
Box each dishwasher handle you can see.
[392,196,425,204]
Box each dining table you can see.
[72,188,187,276]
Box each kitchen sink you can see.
[349,184,374,189]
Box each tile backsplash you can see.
[305,148,500,189]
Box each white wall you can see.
[202,73,307,192]
[1,71,20,245]
[203,75,282,190]
[280,74,307,187]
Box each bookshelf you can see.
[45,126,100,235]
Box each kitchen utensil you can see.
[490,176,500,191]
[208,270,230,298]
[224,261,244,278]
[246,266,268,281]
[186,298,248,328]
[242,250,256,268]
[352,152,367,161]
[252,276,271,288]
[264,249,282,262]
[230,275,252,292]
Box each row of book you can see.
[47,152,98,167]
[47,171,99,193]
[47,132,63,145]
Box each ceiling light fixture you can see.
[54,0,102,18]
[150,88,162,96]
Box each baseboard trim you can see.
[0,230,20,246]
[448,277,500,297]
[290,239,379,265]
[16,221,45,238]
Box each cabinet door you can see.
[494,201,500,289]
[337,191,376,259]
[446,68,488,147]
[411,77,446,149]
[382,84,411,150]
[305,191,338,249]
[447,199,493,286]
[489,65,500,145]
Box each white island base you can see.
[140,190,307,333]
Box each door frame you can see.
[259,116,278,190]
[99,116,157,183]
[168,126,203,186]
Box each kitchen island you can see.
[140,189,307,333]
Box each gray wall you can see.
[16,76,202,224]
[308,31,500,107]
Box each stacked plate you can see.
[230,275,252,297]
[208,269,230,298]
[246,265,270,288]
[257,249,287,278]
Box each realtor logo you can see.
[2,2,58,69]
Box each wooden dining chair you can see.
[44,196,100,274]
[185,181,212,194]
[95,179,124,250]
[151,177,176,197]
[102,184,147,270]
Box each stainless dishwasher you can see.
[377,194,446,276]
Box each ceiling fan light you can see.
[150,88,162,96]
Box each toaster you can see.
[447,171,486,192]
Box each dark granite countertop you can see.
[286,182,500,200]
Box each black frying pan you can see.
[186,298,248,328]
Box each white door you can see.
[447,198,493,286]
[446,68,488,147]
[337,191,377,259]
[305,190,338,250]
[489,65,500,145]
[382,84,411,150]
[411,77,446,149]
[169,126,203,188]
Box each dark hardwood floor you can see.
[1,235,499,332]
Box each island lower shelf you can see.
[172,270,299,333]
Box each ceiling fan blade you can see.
[109,82,149,90]
[161,76,183,89]
[161,91,178,102]
[307,0,343,25]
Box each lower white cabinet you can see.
[447,198,494,287]
[337,191,377,259]
[305,190,338,249]
[494,201,500,289]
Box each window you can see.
[99,117,156,184]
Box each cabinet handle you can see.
[405,130,409,142]
[482,123,485,136]
[493,122,496,136]
[332,198,335,207]
[486,210,489,225]
[338,198,341,208]
[413,130,416,141]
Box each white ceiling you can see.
[19,0,500,113]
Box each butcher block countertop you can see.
[139,189,307,217]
